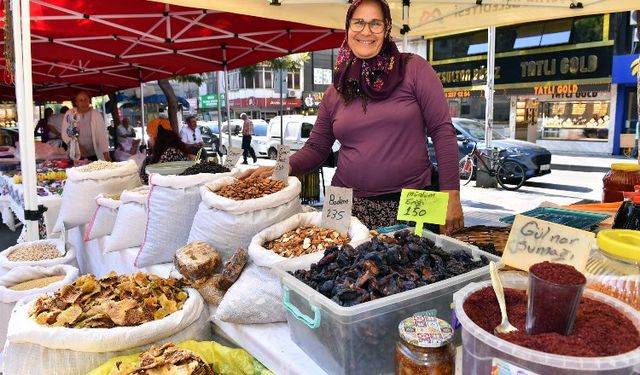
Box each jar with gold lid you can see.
[602,163,640,203]
[585,229,640,309]
[395,315,455,375]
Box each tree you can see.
[157,74,205,132]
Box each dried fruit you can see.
[179,161,230,175]
[109,342,214,375]
[30,272,188,328]
[215,178,286,200]
[264,224,350,258]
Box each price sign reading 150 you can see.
[397,189,449,235]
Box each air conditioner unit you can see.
[631,10,639,26]
[287,90,297,98]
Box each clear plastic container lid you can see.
[597,229,640,263]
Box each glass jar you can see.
[602,163,640,203]
[585,229,640,310]
[395,315,455,375]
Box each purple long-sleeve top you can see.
[290,55,460,198]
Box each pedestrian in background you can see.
[34,107,53,143]
[180,115,206,159]
[240,0,463,233]
[240,113,257,164]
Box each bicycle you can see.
[458,142,526,190]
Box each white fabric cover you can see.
[214,263,286,324]
[0,265,78,356]
[188,176,302,262]
[104,187,149,253]
[3,292,211,375]
[248,212,371,271]
[83,195,121,241]
[0,239,76,274]
[53,160,140,231]
[136,172,235,268]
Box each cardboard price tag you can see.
[223,147,243,168]
[271,145,290,182]
[321,186,353,235]
[397,189,449,235]
[501,215,595,272]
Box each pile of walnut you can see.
[264,224,350,258]
[109,342,214,375]
[215,178,286,200]
[30,272,188,328]
[174,241,248,305]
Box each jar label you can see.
[491,358,540,375]
[398,315,453,348]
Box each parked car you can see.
[198,120,220,154]
[428,117,552,180]
[260,115,316,159]
[219,119,268,155]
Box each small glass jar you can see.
[585,229,640,309]
[602,163,640,203]
[395,315,455,375]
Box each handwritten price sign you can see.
[321,186,353,234]
[397,189,449,235]
[502,215,594,272]
[223,147,243,168]
[271,145,291,182]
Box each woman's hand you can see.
[237,166,274,180]
[440,190,464,235]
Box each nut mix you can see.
[30,272,188,328]
[109,342,214,375]
[75,160,119,173]
[8,275,65,291]
[264,224,350,258]
[6,242,62,262]
[215,178,286,200]
[179,161,230,176]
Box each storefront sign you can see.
[228,97,301,109]
[302,91,325,108]
[321,186,353,235]
[434,45,612,88]
[198,94,225,109]
[271,145,291,182]
[612,54,638,84]
[502,215,594,273]
[397,189,449,235]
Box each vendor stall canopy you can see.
[0,0,344,101]
[154,0,640,39]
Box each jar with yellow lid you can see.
[585,229,640,309]
[395,315,455,375]
[602,163,640,203]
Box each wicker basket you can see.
[449,225,511,256]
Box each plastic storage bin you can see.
[273,231,499,375]
[453,273,640,375]
[585,229,640,310]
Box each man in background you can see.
[240,113,257,164]
[180,115,206,159]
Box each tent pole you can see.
[216,71,223,154]
[484,25,496,148]
[223,66,232,149]
[140,82,146,146]
[280,69,284,145]
[13,0,40,241]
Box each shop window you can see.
[467,32,488,55]
[540,19,572,46]
[229,71,240,91]
[287,71,301,90]
[571,15,603,44]
[265,71,273,89]
[540,100,609,141]
[514,24,543,49]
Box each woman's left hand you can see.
[440,190,464,235]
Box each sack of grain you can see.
[53,160,141,232]
[104,186,149,253]
[0,264,78,355]
[188,176,302,262]
[83,194,122,241]
[0,239,76,274]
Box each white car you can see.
[259,115,317,159]
[219,119,268,155]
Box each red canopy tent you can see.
[0,0,344,100]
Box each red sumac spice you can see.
[529,261,586,285]
[463,287,640,357]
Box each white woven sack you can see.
[0,265,79,353]
[104,187,150,253]
[136,172,235,268]
[0,239,76,273]
[3,294,211,375]
[187,176,302,262]
[83,195,122,241]
[214,263,286,324]
[248,212,371,271]
[54,160,141,232]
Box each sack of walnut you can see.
[0,239,76,274]
[0,265,78,356]
[3,289,212,375]
[135,171,235,268]
[249,212,370,271]
[188,176,302,262]
[53,160,141,233]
